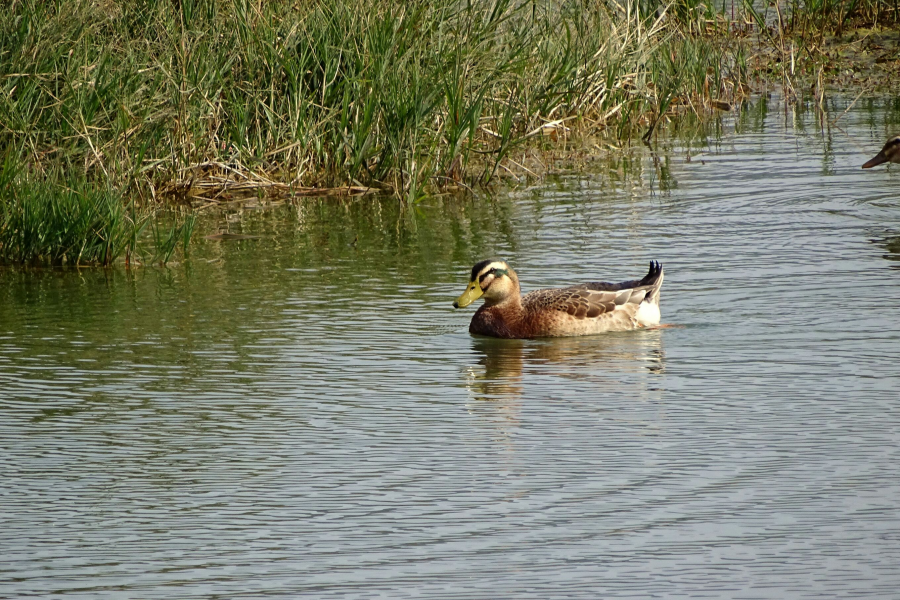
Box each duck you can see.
[453,259,663,338]
[862,135,900,169]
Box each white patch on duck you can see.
[635,300,661,327]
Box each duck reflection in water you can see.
[872,233,900,266]
[464,330,667,439]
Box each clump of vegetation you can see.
[2,0,896,264]
[0,150,193,266]
[736,0,900,99]
[0,0,750,206]
[0,158,134,265]
[766,0,898,35]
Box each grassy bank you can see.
[2,0,898,264]
[738,0,900,100]
[0,150,194,266]
[0,0,749,205]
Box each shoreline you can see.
[1,0,899,264]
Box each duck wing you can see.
[523,261,663,319]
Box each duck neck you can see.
[483,283,522,312]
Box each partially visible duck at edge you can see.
[862,135,900,169]
[452,259,663,339]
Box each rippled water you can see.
[2,96,900,599]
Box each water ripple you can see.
[2,97,900,598]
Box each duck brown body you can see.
[454,260,664,339]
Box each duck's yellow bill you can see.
[453,281,483,308]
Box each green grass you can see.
[0,149,192,266]
[0,0,750,204]
[0,165,136,266]
[3,0,893,264]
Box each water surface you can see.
[2,96,900,599]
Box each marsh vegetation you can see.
[1,0,898,264]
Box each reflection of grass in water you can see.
[868,229,900,264]
[148,213,195,266]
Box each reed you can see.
[0,149,192,266]
[5,0,891,254]
[0,0,751,206]
[779,0,898,34]
[0,161,135,265]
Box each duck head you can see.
[862,135,900,169]
[453,259,520,308]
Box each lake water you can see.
[2,96,900,599]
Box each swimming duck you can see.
[453,259,663,338]
[862,135,900,168]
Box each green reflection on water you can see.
[2,94,899,381]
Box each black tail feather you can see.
[639,260,663,301]
[640,260,662,286]
[581,260,663,295]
